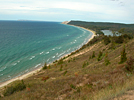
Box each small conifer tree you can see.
[105,52,110,66]
[60,65,63,71]
[119,46,127,64]
[97,51,103,61]
[92,51,95,58]
[43,62,47,70]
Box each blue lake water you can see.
[0,21,93,83]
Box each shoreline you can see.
[0,23,96,89]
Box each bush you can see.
[104,36,111,45]
[58,58,63,64]
[82,61,89,68]
[60,65,63,71]
[125,57,134,72]
[63,70,68,76]
[104,52,110,66]
[119,46,127,64]
[43,62,47,70]
[3,80,26,96]
[92,51,95,58]
[97,51,103,61]
[115,36,124,44]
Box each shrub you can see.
[104,52,110,66]
[104,36,111,45]
[119,46,127,64]
[63,70,68,76]
[58,58,63,64]
[92,51,95,58]
[60,65,63,71]
[3,80,26,96]
[43,62,47,70]
[115,36,124,44]
[125,57,134,72]
[70,84,76,89]
[97,51,103,61]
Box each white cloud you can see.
[0,0,133,23]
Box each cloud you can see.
[0,0,133,23]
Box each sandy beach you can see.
[0,22,96,89]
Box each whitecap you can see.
[67,48,71,52]
[56,53,58,55]
[13,63,17,66]
[0,67,7,72]
[0,74,3,76]
[58,47,61,49]
[35,63,41,68]
[40,52,44,55]
[52,56,55,58]
[46,52,49,54]
[17,60,20,63]
[29,56,35,60]
[58,51,66,57]
[47,59,50,61]
[52,48,55,51]
[8,75,11,77]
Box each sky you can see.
[0,0,134,24]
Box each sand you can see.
[0,22,96,89]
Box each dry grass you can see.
[0,38,134,100]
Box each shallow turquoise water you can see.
[0,21,92,83]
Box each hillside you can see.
[0,23,134,100]
[68,21,134,35]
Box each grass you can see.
[0,36,134,100]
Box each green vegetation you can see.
[119,46,127,64]
[92,51,95,58]
[3,80,26,96]
[42,62,47,70]
[97,51,103,61]
[104,52,111,66]
[125,57,134,73]
[68,21,134,35]
[0,21,134,100]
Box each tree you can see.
[97,51,103,61]
[92,51,95,58]
[104,36,111,45]
[105,52,110,66]
[119,46,127,64]
[43,62,47,70]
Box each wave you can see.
[58,47,61,49]
[67,48,71,52]
[35,63,41,68]
[0,74,3,76]
[52,48,55,51]
[57,51,66,57]
[13,63,17,66]
[46,52,49,54]
[47,58,50,62]
[29,56,35,60]
[56,53,58,55]
[0,67,7,72]
[52,56,55,58]
[40,52,44,55]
